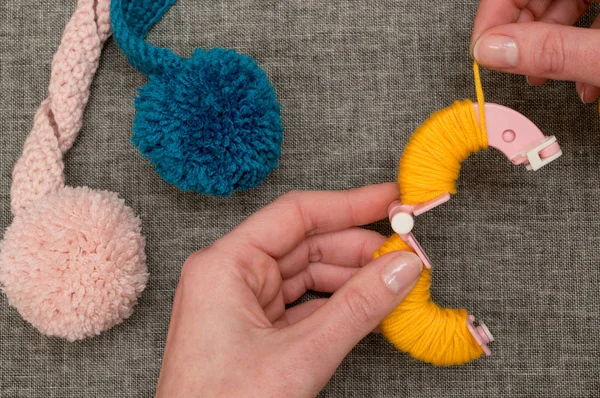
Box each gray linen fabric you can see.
[2,0,600,396]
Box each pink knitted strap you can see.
[11,0,111,216]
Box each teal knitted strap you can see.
[110,0,182,76]
[123,0,175,37]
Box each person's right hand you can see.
[470,0,600,104]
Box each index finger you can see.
[223,183,399,258]
[471,0,530,51]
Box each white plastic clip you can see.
[466,315,494,356]
[524,136,563,171]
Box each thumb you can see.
[291,251,422,365]
[472,22,600,87]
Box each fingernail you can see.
[579,86,587,104]
[381,252,423,294]
[526,76,532,86]
[473,35,519,68]
[580,86,587,103]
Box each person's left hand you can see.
[155,183,422,397]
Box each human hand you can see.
[470,0,600,103]
[155,183,423,397]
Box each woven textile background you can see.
[2,0,600,396]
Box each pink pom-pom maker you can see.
[387,103,562,356]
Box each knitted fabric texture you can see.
[110,0,284,197]
[374,99,488,366]
[0,0,147,341]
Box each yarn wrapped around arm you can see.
[376,100,487,366]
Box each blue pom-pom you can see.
[132,48,283,197]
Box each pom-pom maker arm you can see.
[389,102,562,268]
[387,102,562,356]
[475,103,562,171]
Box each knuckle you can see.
[306,235,324,263]
[181,248,206,269]
[178,253,208,296]
[342,287,380,327]
[278,190,304,204]
[180,248,210,279]
[180,243,228,280]
[532,32,566,76]
[275,189,317,235]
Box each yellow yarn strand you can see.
[377,62,491,365]
[473,60,487,134]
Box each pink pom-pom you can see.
[0,186,147,341]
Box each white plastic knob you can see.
[390,212,414,235]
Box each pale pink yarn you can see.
[0,0,148,341]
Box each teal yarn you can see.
[110,0,283,196]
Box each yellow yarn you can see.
[398,99,487,204]
[473,61,487,135]
[376,62,490,365]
